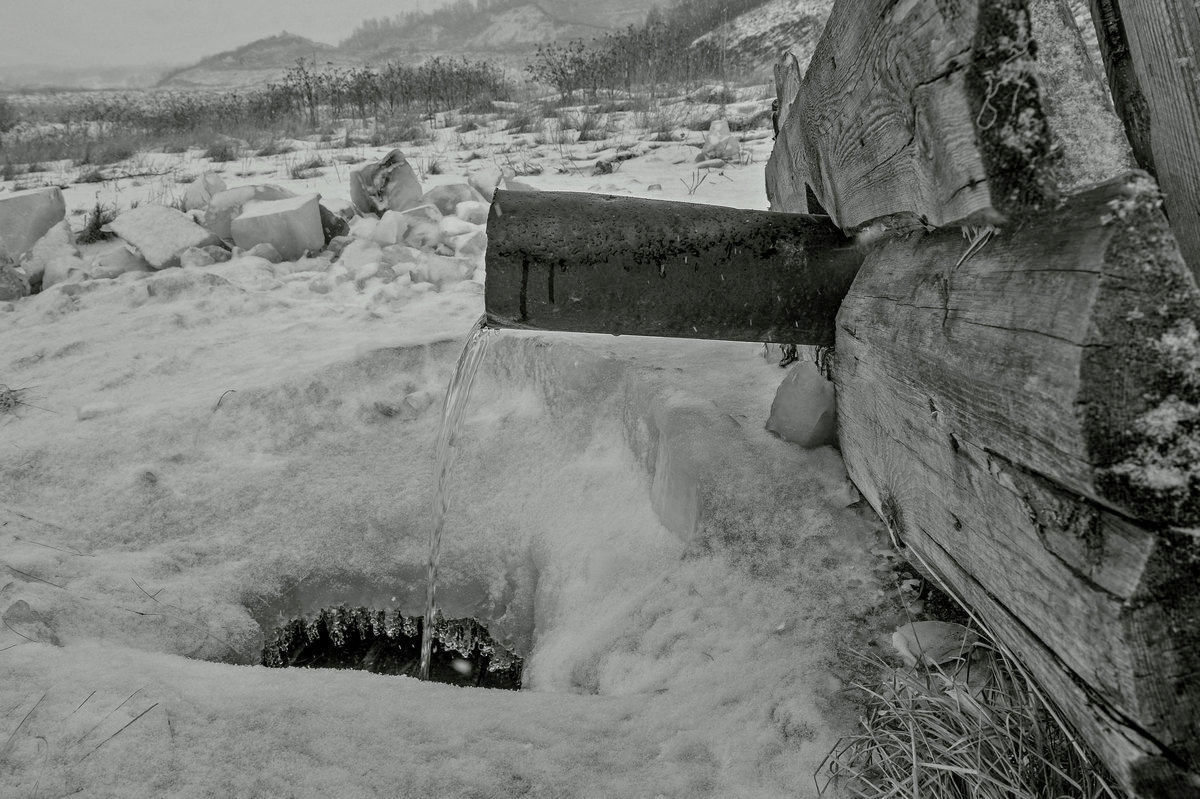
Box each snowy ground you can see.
[0,106,898,797]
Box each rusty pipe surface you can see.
[483,190,863,344]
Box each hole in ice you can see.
[261,605,523,689]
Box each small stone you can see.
[318,203,350,243]
[182,171,228,211]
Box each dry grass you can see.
[820,614,1125,798]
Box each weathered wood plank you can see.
[1086,0,1200,281]
[834,172,1200,795]
[766,51,809,215]
[768,0,1063,230]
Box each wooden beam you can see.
[834,173,1200,796]
[483,191,863,344]
[768,0,1062,230]
[766,51,809,215]
[1086,0,1200,281]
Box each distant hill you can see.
[157,32,347,88]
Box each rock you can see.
[455,200,489,225]
[451,230,488,258]
[318,203,350,243]
[765,360,837,448]
[371,210,409,246]
[0,187,66,261]
[246,242,283,263]
[25,220,86,289]
[0,262,30,301]
[182,171,228,212]
[324,236,353,259]
[89,245,152,280]
[467,164,503,200]
[231,193,324,261]
[648,183,663,191]
[179,246,217,268]
[409,252,473,289]
[699,119,740,162]
[421,183,485,216]
[109,205,223,269]
[204,184,295,241]
[349,149,422,215]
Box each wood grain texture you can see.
[834,172,1200,796]
[766,51,809,214]
[1110,0,1200,281]
[767,0,1060,231]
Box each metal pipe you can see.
[483,190,863,344]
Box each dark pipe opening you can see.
[262,605,523,689]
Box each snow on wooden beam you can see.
[833,173,1200,797]
[1086,0,1200,282]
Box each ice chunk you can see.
[182,171,228,212]
[109,205,222,268]
[409,252,472,289]
[26,220,86,289]
[467,164,503,201]
[89,244,152,280]
[0,186,66,261]
[451,230,487,258]
[349,149,422,215]
[399,205,442,250]
[765,360,837,448]
[371,210,409,246]
[421,183,485,216]
[231,193,324,261]
[245,242,284,263]
[698,119,740,163]
[454,200,489,225]
[179,246,216,268]
[204,184,295,241]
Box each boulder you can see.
[371,210,409,247]
[0,262,30,301]
[765,360,837,448]
[421,183,485,216]
[182,171,228,212]
[698,119,740,163]
[455,200,489,225]
[204,184,294,241]
[467,164,503,201]
[349,149,422,215]
[0,187,66,261]
[25,220,86,289]
[231,193,324,261]
[108,205,222,269]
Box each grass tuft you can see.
[203,140,238,162]
[76,200,118,245]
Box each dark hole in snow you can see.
[262,605,523,690]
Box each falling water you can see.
[419,316,494,681]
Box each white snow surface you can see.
[1,116,890,797]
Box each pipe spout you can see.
[483,190,863,344]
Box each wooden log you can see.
[765,51,809,215]
[768,0,1062,230]
[834,172,1200,796]
[1086,0,1200,281]
[483,190,863,344]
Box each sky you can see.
[0,0,445,68]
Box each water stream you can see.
[419,317,495,681]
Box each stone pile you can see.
[0,150,490,304]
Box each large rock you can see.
[107,205,222,269]
[349,149,422,215]
[0,187,66,261]
[182,171,228,212]
[231,193,324,261]
[421,183,486,216]
[204,184,294,242]
[25,220,86,289]
[318,203,350,243]
[765,360,837,448]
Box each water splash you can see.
[419,317,494,681]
